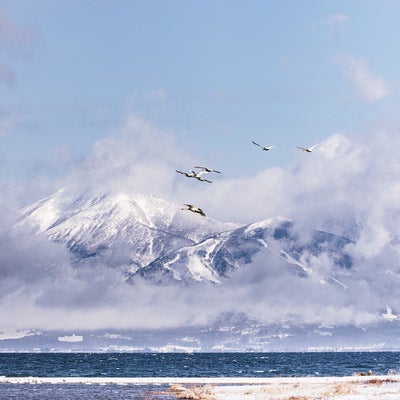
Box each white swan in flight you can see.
[176,169,212,183]
[296,144,319,153]
[252,140,275,151]
[176,169,196,178]
[181,204,206,217]
[194,166,221,174]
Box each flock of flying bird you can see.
[178,140,319,217]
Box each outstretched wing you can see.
[176,169,195,177]
[253,141,274,151]
[252,140,263,148]
[198,177,212,183]
[194,166,221,174]
[297,144,319,152]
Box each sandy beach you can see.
[1,375,400,399]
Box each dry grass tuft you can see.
[365,378,398,385]
[169,384,214,400]
[332,383,353,395]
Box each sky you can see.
[1,1,400,193]
[1,1,400,336]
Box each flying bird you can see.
[296,144,319,153]
[181,204,206,217]
[251,141,275,151]
[176,169,196,178]
[194,166,221,174]
[176,169,212,183]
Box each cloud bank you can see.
[1,115,400,332]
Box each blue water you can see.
[0,352,399,399]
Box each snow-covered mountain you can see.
[17,188,237,272]
[18,187,352,286]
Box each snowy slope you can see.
[18,187,237,272]
[133,217,353,285]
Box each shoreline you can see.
[1,375,400,399]
[0,375,398,385]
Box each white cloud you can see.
[339,56,390,102]
[65,114,194,199]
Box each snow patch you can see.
[57,334,83,343]
[0,329,40,341]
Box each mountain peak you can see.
[17,187,236,271]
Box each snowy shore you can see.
[1,375,400,399]
[169,375,400,400]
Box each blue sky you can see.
[0,1,399,188]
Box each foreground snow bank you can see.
[169,375,400,400]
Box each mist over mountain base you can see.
[1,318,400,353]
